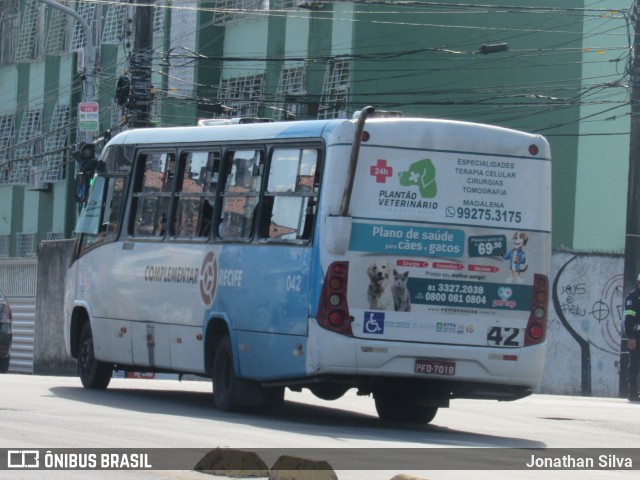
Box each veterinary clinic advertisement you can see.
[344,146,550,343]
[350,146,551,232]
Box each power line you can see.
[0,0,635,165]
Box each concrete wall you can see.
[33,239,76,375]
[539,252,624,397]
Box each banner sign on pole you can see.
[78,102,99,133]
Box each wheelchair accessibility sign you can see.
[363,311,385,334]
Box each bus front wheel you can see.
[374,390,438,424]
[78,323,112,389]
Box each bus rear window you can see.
[260,148,319,242]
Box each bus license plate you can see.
[415,359,456,376]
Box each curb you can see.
[194,448,430,480]
[194,448,269,478]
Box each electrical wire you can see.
[0,0,636,178]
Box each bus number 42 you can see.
[487,326,520,347]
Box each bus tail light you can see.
[524,274,548,346]
[317,262,353,336]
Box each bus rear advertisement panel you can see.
[340,133,550,347]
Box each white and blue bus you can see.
[64,108,551,423]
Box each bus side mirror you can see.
[324,216,352,255]
[74,142,101,204]
[75,173,91,203]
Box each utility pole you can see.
[622,1,640,397]
[128,1,154,128]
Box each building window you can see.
[0,0,18,65]
[275,66,307,120]
[70,1,96,51]
[16,233,37,258]
[110,98,125,134]
[167,1,197,99]
[46,232,66,241]
[15,0,43,63]
[44,2,69,55]
[0,114,15,184]
[217,75,264,118]
[11,109,42,185]
[211,0,269,26]
[318,60,350,119]
[0,235,9,258]
[102,4,130,45]
[41,103,70,183]
[272,1,298,9]
[153,0,168,37]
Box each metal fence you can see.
[0,258,37,373]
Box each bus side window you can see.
[173,149,219,238]
[131,152,175,237]
[261,148,319,242]
[219,150,263,240]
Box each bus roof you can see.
[102,117,550,167]
[104,119,348,147]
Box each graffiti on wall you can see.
[549,254,623,396]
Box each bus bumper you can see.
[306,319,545,392]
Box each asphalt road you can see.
[0,374,639,480]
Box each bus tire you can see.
[212,336,241,411]
[78,323,112,390]
[374,390,438,424]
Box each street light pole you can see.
[37,0,96,143]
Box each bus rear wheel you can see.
[374,390,438,424]
[211,336,285,411]
[212,336,241,411]
[78,323,112,389]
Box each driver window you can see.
[76,176,125,255]
[101,177,125,242]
